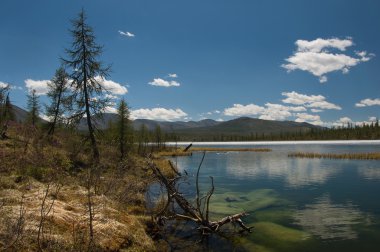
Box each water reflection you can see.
[358,165,380,180]
[225,152,341,187]
[293,195,370,240]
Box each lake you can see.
[161,141,380,251]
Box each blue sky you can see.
[0,0,379,126]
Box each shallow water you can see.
[164,142,380,251]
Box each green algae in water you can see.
[254,208,295,224]
[249,222,312,251]
[210,189,289,216]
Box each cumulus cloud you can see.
[104,106,118,114]
[327,116,378,127]
[355,98,380,107]
[148,78,180,87]
[295,113,323,126]
[282,38,374,83]
[118,30,135,37]
[311,109,323,113]
[168,73,178,78]
[0,82,22,91]
[307,101,341,110]
[95,76,128,95]
[223,103,265,117]
[25,79,50,95]
[223,103,307,121]
[0,81,9,88]
[282,91,341,110]
[131,107,187,121]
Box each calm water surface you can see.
[163,142,380,252]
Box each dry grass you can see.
[0,129,158,251]
[0,176,155,251]
[288,152,380,160]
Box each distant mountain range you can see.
[10,105,321,138]
[85,112,322,139]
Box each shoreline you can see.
[166,140,380,146]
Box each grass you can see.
[288,152,380,160]
[0,126,180,251]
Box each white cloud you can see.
[118,30,135,37]
[282,38,374,83]
[223,102,306,121]
[94,76,128,95]
[25,79,50,95]
[282,91,325,105]
[295,113,323,126]
[168,73,178,78]
[282,91,341,110]
[369,116,377,122]
[131,107,187,121]
[0,82,22,91]
[148,78,180,87]
[311,109,323,113]
[307,101,341,110]
[105,94,118,100]
[216,118,224,122]
[223,103,265,117]
[328,117,378,127]
[295,38,353,53]
[355,98,380,107]
[104,106,118,114]
[338,117,352,124]
[0,81,9,88]
[260,103,306,121]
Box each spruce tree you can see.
[117,98,130,159]
[45,67,69,135]
[27,89,40,127]
[0,84,9,124]
[62,9,111,162]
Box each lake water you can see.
[161,141,380,251]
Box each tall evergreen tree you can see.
[0,85,13,139]
[45,67,69,135]
[0,84,9,123]
[27,89,40,127]
[116,98,130,159]
[3,94,15,122]
[62,9,111,162]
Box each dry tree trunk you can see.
[147,152,253,237]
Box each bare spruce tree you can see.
[45,67,69,135]
[27,89,40,127]
[62,9,110,162]
[117,98,130,160]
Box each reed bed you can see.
[288,152,380,160]
[154,151,192,157]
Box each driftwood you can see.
[147,152,253,237]
[183,143,193,152]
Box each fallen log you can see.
[147,152,253,238]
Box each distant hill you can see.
[172,117,322,140]
[9,106,321,139]
[11,105,29,123]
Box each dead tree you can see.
[147,152,253,238]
